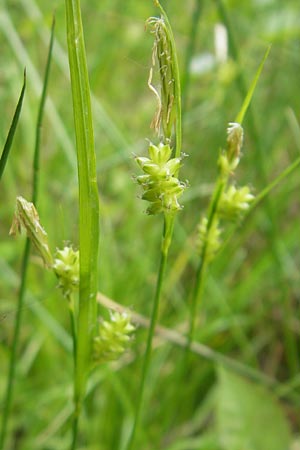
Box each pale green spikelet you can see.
[218,185,255,221]
[135,142,187,215]
[53,246,79,297]
[9,196,53,267]
[147,16,176,139]
[218,122,244,176]
[227,122,243,163]
[93,311,135,364]
[198,217,222,262]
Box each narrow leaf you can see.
[65,0,99,413]
[0,70,26,181]
[235,46,271,125]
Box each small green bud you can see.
[93,311,135,364]
[218,185,254,221]
[198,217,222,262]
[10,196,53,267]
[53,246,79,297]
[218,122,244,177]
[226,122,243,166]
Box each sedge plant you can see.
[126,2,187,448]
[186,47,271,354]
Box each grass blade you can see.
[235,45,271,125]
[64,0,100,446]
[0,70,26,181]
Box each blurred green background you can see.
[1,0,300,449]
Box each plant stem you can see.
[0,239,30,450]
[65,0,99,446]
[187,179,225,353]
[126,221,170,450]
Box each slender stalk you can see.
[65,0,99,446]
[126,222,169,450]
[67,294,77,365]
[0,239,30,450]
[187,178,225,352]
[0,20,54,450]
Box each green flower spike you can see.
[9,196,53,267]
[135,142,187,215]
[93,311,135,364]
[198,216,222,263]
[218,185,255,221]
[53,246,79,297]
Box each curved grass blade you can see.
[0,70,26,181]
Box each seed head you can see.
[93,311,135,364]
[135,142,186,215]
[218,185,254,221]
[10,196,53,267]
[53,246,79,297]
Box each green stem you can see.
[65,0,99,446]
[0,239,31,450]
[126,221,170,450]
[67,294,77,366]
[187,178,225,352]
[70,413,79,450]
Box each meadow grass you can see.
[1,0,300,449]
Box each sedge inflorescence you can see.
[53,246,79,298]
[135,141,187,215]
[198,122,255,261]
[93,311,135,364]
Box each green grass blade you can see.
[235,45,271,125]
[0,70,26,181]
[65,0,100,444]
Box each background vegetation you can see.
[1,0,300,449]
